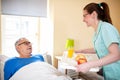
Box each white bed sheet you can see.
[10,62,72,80]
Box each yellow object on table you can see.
[65,38,74,58]
[67,48,74,58]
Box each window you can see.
[1,15,53,57]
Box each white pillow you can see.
[0,55,9,80]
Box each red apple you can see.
[75,54,87,65]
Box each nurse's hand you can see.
[76,62,91,73]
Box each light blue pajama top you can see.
[93,21,120,80]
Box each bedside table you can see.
[55,53,102,80]
[55,53,100,74]
[55,56,79,77]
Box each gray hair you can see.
[15,37,26,46]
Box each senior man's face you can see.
[16,38,32,58]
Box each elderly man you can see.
[4,37,44,80]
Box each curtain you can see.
[1,0,47,17]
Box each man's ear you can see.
[16,46,19,50]
[16,46,20,53]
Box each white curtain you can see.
[1,0,47,17]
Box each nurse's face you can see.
[83,10,94,27]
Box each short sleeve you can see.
[34,54,45,62]
[101,24,120,48]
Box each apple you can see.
[75,54,87,65]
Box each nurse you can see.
[75,2,120,80]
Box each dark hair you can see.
[83,2,112,24]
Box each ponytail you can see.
[83,2,112,24]
[100,2,112,24]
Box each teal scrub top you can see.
[93,21,120,80]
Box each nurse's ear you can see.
[91,11,98,19]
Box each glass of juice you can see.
[67,48,74,58]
